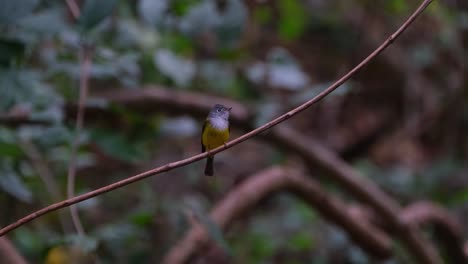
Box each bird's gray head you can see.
[208,104,231,120]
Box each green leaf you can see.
[13,228,44,258]
[130,211,153,227]
[0,128,17,148]
[289,232,314,251]
[192,207,231,256]
[253,6,272,25]
[278,0,308,41]
[138,0,167,25]
[163,33,194,56]
[385,0,408,14]
[246,233,275,261]
[448,189,468,206]
[0,69,60,111]
[78,0,118,32]
[169,0,201,17]
[0,0,38,24]
[94,223,143,253]
[0,141,23,158]
[90,128,145,163]
[0,170,32,203]
[0,38,25,67]
[66,234,98,253]
[17,8,67,35]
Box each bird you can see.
[201,104,231,176]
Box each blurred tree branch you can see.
[267,126,443,263]
[65,0,81,20]
[162,166,392,264]
[66,45,93,236]
[64,0,92,237]
[163,168,468,264]
[0,114,49,127]
[401,202,468,263]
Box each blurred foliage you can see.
[78,0,117,32]
[278,0,307,40]
[0,0,467,263]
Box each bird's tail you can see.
[204,156,214,176]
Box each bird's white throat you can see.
[208,117,229,130]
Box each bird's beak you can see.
[228,107,232,111]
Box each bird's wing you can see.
[201,120,207,153]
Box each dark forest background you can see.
[0,0,467,263]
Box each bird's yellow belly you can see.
[202,124,229,150]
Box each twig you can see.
[66,46,93,235]
[0,114,50,127]
[0,0,433,238]
[401,202,468,263]
[162,167,391,263]
[19,140,72,234]
[20,141,62,205]
[65,0,86,236]
[65,0,80,20]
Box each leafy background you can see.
[0,0,467,263]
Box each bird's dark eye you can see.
[217,108,221,112]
